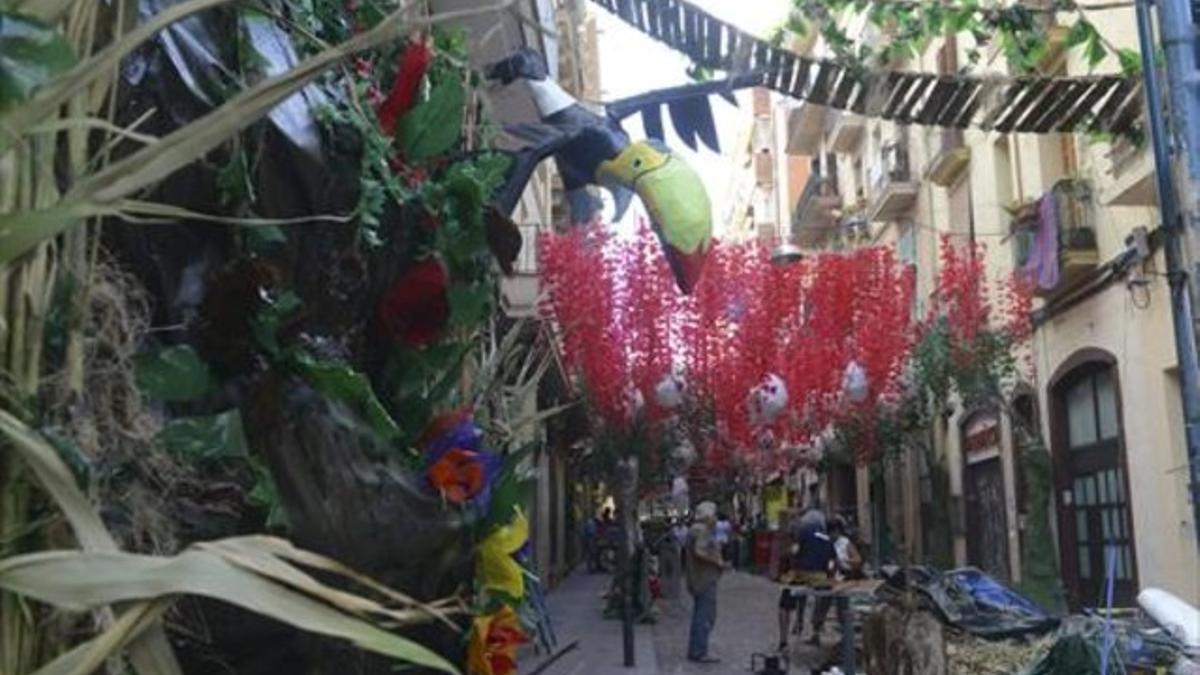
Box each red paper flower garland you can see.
[539,226,917,468]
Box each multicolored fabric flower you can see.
[467,606,528,675]
[421,412,501,510]
[477,511,529,600]
[377,257,450,348]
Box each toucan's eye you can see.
[633,158,643,169]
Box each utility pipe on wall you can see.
[1136,0,1200,543]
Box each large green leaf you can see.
[291,353,402,442]
[0,11,75,112]
[481,442,539,532]
[396,77,464,160]
[447,282,492,328]
[251,290,302,356]
[134,345,215,402]
[158,410,248,463]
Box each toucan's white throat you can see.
[524,78,575,118]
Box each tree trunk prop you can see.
[862,605,946,675]
[241,371,469,673]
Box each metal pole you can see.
[617,456,638,667]
[1136,0,1200,542]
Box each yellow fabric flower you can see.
[466,606,527,675]
[477,510,528,600]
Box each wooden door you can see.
[963,412,1010,580]
[1052,362,1138,607]
[965,457,1011,580]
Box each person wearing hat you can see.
[684,501,729,663]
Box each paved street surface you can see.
[524,571,846,674]
[520,571,659,675]
[653,571,838,675]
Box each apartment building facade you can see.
[772,9,1199,607]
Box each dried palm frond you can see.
[0,410,461,675]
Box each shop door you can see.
[963,412,1011,580]
[1053,364,1138,607]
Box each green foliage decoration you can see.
[786,0,1139,77]
[134,345,217,403]
[0,10,75,111]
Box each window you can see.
[1066,369,1120,449]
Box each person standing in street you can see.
[685,501,729,663]
[777,510,835,651]
[715,512,733,562]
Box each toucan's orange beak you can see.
[663,241,710,294]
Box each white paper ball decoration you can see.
[748,373,788,426]
[655,374,685,409]
[842,360,869,403]
[624,386,646,419]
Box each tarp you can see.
[879,566,1060,640]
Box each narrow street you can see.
[527,571,839,675]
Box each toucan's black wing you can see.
[604,73,765,153]
[489,123,573,217]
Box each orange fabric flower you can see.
[428,447,486,504]
[467,606,528,675]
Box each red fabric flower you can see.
[377,257,450,348]
[428,448,487,504]
[377,39,432,135]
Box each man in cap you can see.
[684,501,729,663]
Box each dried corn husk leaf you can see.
[0,544,459,674]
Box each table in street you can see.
[779,579,882,675]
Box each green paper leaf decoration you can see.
[292,354,402,442]
[158,410,248,463]
[396,77,465,160]
[135,345,216,402]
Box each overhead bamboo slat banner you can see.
[591,0,1142,136]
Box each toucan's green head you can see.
[594,139,713,294]
[594,139,673,186]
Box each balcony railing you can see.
[872,141,912,191]
[792,169,841,247]
[1013,179,1099,294]
[867,140,918,222]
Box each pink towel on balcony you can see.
[1023,192,1060,290]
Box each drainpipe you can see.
[1136,0,1200,542]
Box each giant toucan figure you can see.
[485,48,761,294]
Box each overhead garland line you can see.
[589,0,1142,138]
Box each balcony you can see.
[787,101,828,155]
[827,110,865,153]
[500,223,541,317]
[926,128,970,187]
[792,169,841,247]
[1103,136,1156,207]
[1012,179,1099,296]
[867,141,919,222]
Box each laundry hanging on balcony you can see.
[589,0,1142,139]
[1023,192,1062,291]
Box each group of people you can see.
[679,501,864,663]
[776,507,862,651]
[582,507,619,572]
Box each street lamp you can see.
[770,241,804,265]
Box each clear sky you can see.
[593,1,792,238]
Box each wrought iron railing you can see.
[871,140,913,193]
[1013,179,1096,270]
